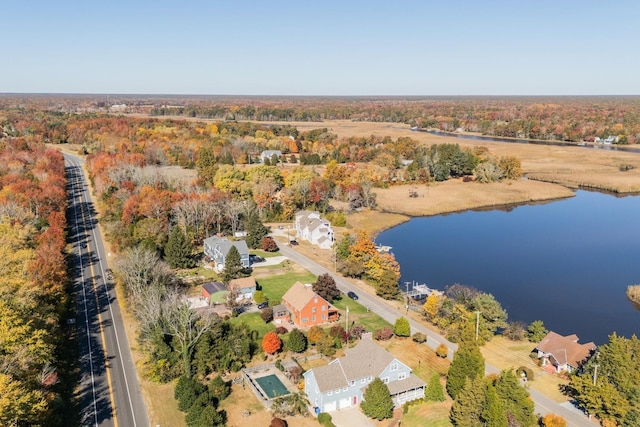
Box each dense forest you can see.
[3,94,637,144]
[0,139,75,425]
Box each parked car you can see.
[257,301,269,309]
[347,291,359,300]
[289,240,299,246]
[105,269,113,280]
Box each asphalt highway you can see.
[66,154,148,427]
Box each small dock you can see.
[402,281,442,299]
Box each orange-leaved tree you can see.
[262,331,282,355]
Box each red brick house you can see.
[277,281,339,328]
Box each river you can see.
[377,190,640,345]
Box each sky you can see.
[2,0,639,96]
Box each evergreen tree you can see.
[495,369,536,427]
[165,226,195,269]
[220,245,249,283]
[425,373,445,402]
[446,341,485,399]
[526,320,548,342]
[449,377,486,427]
[245,213,268,249]
[285,328,308,353]
[312,273,340,303]
[196,145,217,186]
[360,377,394,420]
[394,317,411,337]
[483,383,507,427]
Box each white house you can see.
[294,210,334,249]
[304,334,425,413]
[260,150,282,163]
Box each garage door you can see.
[323,401,337,412]
[338,398,351,409]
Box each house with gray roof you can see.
[294,210,334,249]
[303,334,425,413]
[203,236,250,271]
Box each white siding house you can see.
[294,210,334,249]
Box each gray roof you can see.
[386,375,426,395]
[204,236,249,256]
[309,337,397,393]
[203,281,226,295]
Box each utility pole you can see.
[593,364,599,386]
[475,311,481,341]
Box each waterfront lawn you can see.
[228,312,275,338]
[256,270,317,301]
[332,297,392,332]
[400,401,453,427]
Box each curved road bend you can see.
[65,154,148,427]
[276,243,594,426]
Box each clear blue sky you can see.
[2,0,638,96]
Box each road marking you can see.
[76,163,119,427]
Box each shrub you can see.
[349,325,367,339]
[374,326,394,341]
[394,317,411,337]
[316,334,336,357]
[412,332,427,343]
[260,307,273,323]
[275,359,283,371]
[540,413,567,427]
[516,366,534,381]
[175,376,206,412]
[261,236,279,252]
[271,417,288,427]
[253,290,267,304]
[208,375,230,400]
[435,343,448,358]
[317,412,335,427]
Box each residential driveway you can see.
[329,407,375,427]
[253,255,287,267]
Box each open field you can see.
[481,336,569,402]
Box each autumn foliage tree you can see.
[262,331,282,355]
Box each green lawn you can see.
[228,312,275,338]
[250,249,281,258]
[256,271,317,301]
[332,297,392,332]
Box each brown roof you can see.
[228,276,256,291]
[282,281,335,312]
[537,331,596,368]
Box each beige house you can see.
[535,331,596,373]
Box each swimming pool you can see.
[254,374,290,399]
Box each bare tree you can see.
[162,288,217,377]
[225,200,244,236]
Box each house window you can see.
[321,314,325,320]
[398,373,407,380]
[390,363,398,371]
[382,377,389,384]
[322,305,326,311]
[312,315,316,322]
[314,297,318,303]
[361,378,366,384]
[343,386,348,392]
[368,376,373,382]
[312,307,316,313]
[334,389,340,394]
[302,317,309,323]
[349,380,355,386]
[327,390,332,396]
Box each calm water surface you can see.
[377,190,640,344]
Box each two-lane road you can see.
[66,154,148,427]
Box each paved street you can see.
[276,242,595,426]
[66,154,149,427]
